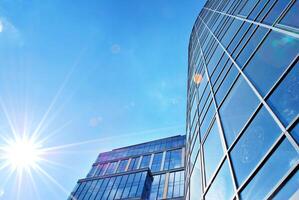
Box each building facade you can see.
[186,0,299,200]
[68,135,185,200]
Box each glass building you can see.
[68,135,185,200]
[185,0,299,200]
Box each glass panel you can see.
[215,64,239,105]
[164,149,182,170]
[140,155,151,169]
[200,101,216,139]
[149,175,160,200]
[115,175,128,199]
[273,170,299,200]
[240,139,299,200]
[267,62,299,126]
[151,153,163,172]
[279,1,299,29]
[108,176,122,199]
[244,31,299,96]
[230,106,281,186]
[105,161,118,175]
[190,133,200,170]
[128,157,140,171]
[190,154,202,200]
[117,159,128,173]
[239,0,258,16]
[89,179,103,200]
[205,160,235,200]
[157,174,165,199]
[290,122,299,145]
[122,174,135,198]
[203,120,224,183]
[220,76,260,146]
[167,172,175,198]
[262,0,289,25]
[236,26,268,68]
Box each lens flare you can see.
[0,136,43,172]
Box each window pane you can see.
[262,0,289,25]
[117,159,128,173]
[236,26,268,68]
[230,106,281,186]
[290,122,299,145]
[164,149,182,170]
[267,62,299,126]
[279,1,299,29]
[205,160,235,200]
[149,175,160,200]
[151,153,163,172]
[190,153,202,200]
[240,139,299,200]
[215,64,239,105]
[273,170,299,200]
[203,120,224,183]
[220,76,259,146]
[244,31,299,96]
[105,162,118,175]
[140,155,151,169]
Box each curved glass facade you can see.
[185,0,299,200]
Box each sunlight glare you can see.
[2,136,42,171]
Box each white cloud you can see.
[111,44,121,54]
[89,116,103,127]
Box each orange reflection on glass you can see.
[193,73,203,85]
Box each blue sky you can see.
[0,0,204,199]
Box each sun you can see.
[1,136,43,171]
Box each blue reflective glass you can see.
[215,64,238,105]
[151,153,163,172]
[240,139,299,200]
[244,31,299,96]
[267,61,299,126]
[230,106,281,186]
[221,19,243,48]
[220,76,260,146]
[239,0,257,16]
[273,170,299,200]
[190,153,202,200]
[190,132,200,170]
[205,160,235,200]
[268,59,299,123]
[203,120,224,183]
[262,0,289,25]
[279,1,299,29]
[140,155,151,169]
[290,122,299,145]
[236,26,268,68]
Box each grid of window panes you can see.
[69,171,152,200]
[69,135,186,200]
[186,1,299,200]
[87,147,184,179]
[96,135,185,163]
